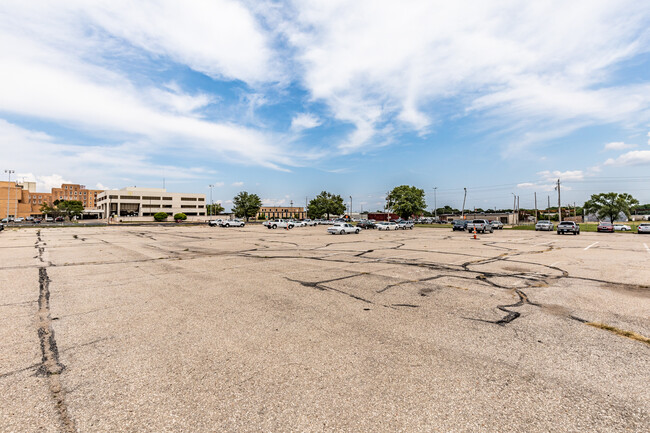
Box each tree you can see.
[173,213,187,221]
[56,200,84,220]
[307,191,346,219]
[387,185,427,220]
[232,191,262,222]
[153,212,168,222]
[40,202,61,218]
[206,203,224,216]
[583,192,639,222]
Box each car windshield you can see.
[600,222,612,225]
[559,222,574,225]
[538,221,550,224]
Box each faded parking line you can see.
[644,243,650,254]
[584,241,599,251]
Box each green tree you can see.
[56,200,84,220]
[173,212,187,221]
[232,191,262,222]
[307,191,346,219]
[583,192,639,222]
[40,202,61,218]
[387,185,427,219]
[206,203,224,216]
[153,212,168,222]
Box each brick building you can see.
[256,206,305,220]
[51,184,103,209]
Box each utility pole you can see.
[556,179,562,222]
[433,187,438,220]
[461,188,467,219]
[208,184,214,217]
[349,196,352,217]
[534,192,538,222]
[512,192,517,225]
[547,195,550,211]
[5,169,14,219]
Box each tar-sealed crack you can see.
[35,231,76,432]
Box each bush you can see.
[153,212,168,222]
[173,213,187,221]
[258,215,266,220]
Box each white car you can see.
[327,223,360,235]
[613,224,631,231]
[14,217,25,223]
[221,219,245,227]
[535,220,554,231]
[208,219,224,227]
[290,220,306,227]
[638,223,650,234]
[302,219,317,226]
[377,222,398,231]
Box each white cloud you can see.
[212,182,225,188]
[603,141,637,151]
[516,182,557,192]
[290,113,322,131]
[277,0,650,151]
[604,150,650,166]
[231,181,244,187]
[15,172,73,192]
[538,170,584,181]
[262,198,287,206]
[95,183,111,190]
[647,131,650,145]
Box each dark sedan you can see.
[452,220,468,231]
[357,220,376,229]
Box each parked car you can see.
[490,220,504,230]
[54,216,64,222]
[208,219,224,227]
[377,221,398,231]
[45,216,54,223]
[14,217,25,223]
[290,220,306,227]
[302,219,317,226]
[557,221,580,235]
[535,220,554,231]
[397,220,414,230]
[597,222,614,232]
[357,220,376,229]
[613,224,631,231]
[0,218,9,224]
[327,223,360,235]
[452,220,468,231]
[33,218,42,224]
[266,219,294,229]
[466,219,494,233]
[637,223,650,234]
[221,219,245,227]
[0,223,4,231]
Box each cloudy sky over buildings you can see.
[2,0,650,211]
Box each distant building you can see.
[367,212,399,221]
[1,181,53,218]
[257,206,305,220]
[51,184,103,209]
[96,187,206,220]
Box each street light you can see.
[433,187,437,220]
[349,195,352,217]
[5,169,14,220]
[208,184,214,217]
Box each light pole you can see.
[5,169,14,220]
[461,188,467,219]
[511,192,517,225]
[433,187,437,220]
[349,196,352,217]
[208,184,214,218]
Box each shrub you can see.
[153,212,168,222]
[173,213,187,221]
[258,215,266,220]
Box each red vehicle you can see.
[597,222,614,232]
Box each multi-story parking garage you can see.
[96,187,206,221]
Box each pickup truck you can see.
[220,219,245,227]
[466,219,494,233]
[265,219,294,229]
[557,221,580,235]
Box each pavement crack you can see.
[35,232,76,433]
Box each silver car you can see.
[377,222,398,231]
[637,223,650,234]
[535,220,554,231]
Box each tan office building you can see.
[1,181,53,219]
[257,206,305,220]
[51,184,103,209]
[96,187,206,220]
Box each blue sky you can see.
[2,0,650,212]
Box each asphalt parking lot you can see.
[1,225,648,432]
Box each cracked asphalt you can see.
[1,225,649,432]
